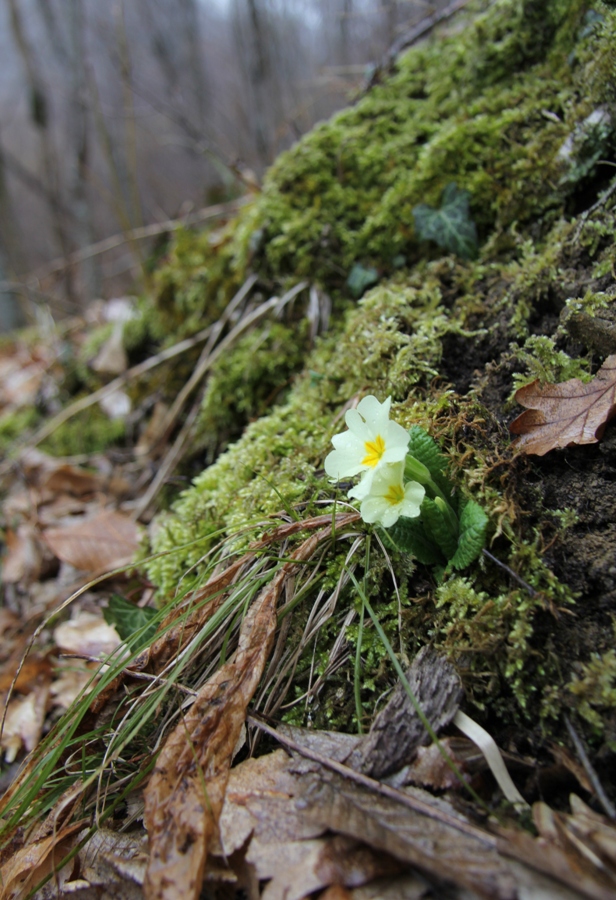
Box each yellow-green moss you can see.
[40,405,126,456]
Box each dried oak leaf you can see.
[509,355,616,456]
[42,509,139,572]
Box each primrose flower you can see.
[324,395,410,494]
[358,461,425,528]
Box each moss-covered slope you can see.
[138,0,616,743]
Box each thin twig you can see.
[362,0,473,91]
[482,548,537,597]
[564,715,616,821]
[573,177,616,242]
[247,712,499,848]
[59,652,198,696]
[153,273,259,448]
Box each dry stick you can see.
[482,549,537,597]
[363,0,473,91]
[247,712,498,848]
[573,177,616,243]
[133,288,309,520]
[564,715,616,821]
[153,273,259,449]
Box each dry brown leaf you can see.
[0,819,84,900]
[53,611,121,659]
[2,524,48,586]
[510,355,616,455]
[0,683,50,763]
[259,835,401,900]
[43,509,140,572]
[143,525,336,900]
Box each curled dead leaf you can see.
[510,355,616,456]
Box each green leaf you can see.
[413,182,478,261]
[407,426,452,499]
[346,263,379,299]
[449,498,489,570]
[384,516,445,566]
[104,594,158,645]
[420,497,459,560]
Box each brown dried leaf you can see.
[0,683,50,763]
[0,820,84,900]
[43,509,139,572]
[53,611,121,659]
[143,525,335,900]
[510,355,616,455]
[258,835,401,900]
[2,524,47,585]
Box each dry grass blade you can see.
[143,519,349,900]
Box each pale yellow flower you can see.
[358,461,425,528]
[324,395,409,495]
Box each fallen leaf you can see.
[510,355,616,455]
[1,683,50,763]
[259,835,401,900]
[2,524,48,586]
[0,820,84,900]
[43,509,140,572]
[53,611,122,659]
[143,525,335,900]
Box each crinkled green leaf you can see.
[413,182,478,261]
[104,594,158,645]
[384,516,445,566]
[420,497,459,560]
[407,426,451,498]
[449,499,489,570]
[346,263,379,299]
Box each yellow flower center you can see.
[362,434,385,467]
[384,483,405,506]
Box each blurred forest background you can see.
[0,0,451,329]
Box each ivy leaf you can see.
[448,499,489,570]
[384,516,445,566]
[104,594,158,645]
[413,182,478,261]
[346,263,379,299]
[420,498,459,560]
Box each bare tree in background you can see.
[67,0,100,299]
[0,0,453,323]
[5,0,76,304]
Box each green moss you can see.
[0,407,39,452]
[569,625,616,742]
[510,334,592,393]
[40,406,126,456]
[194,320,311,460]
